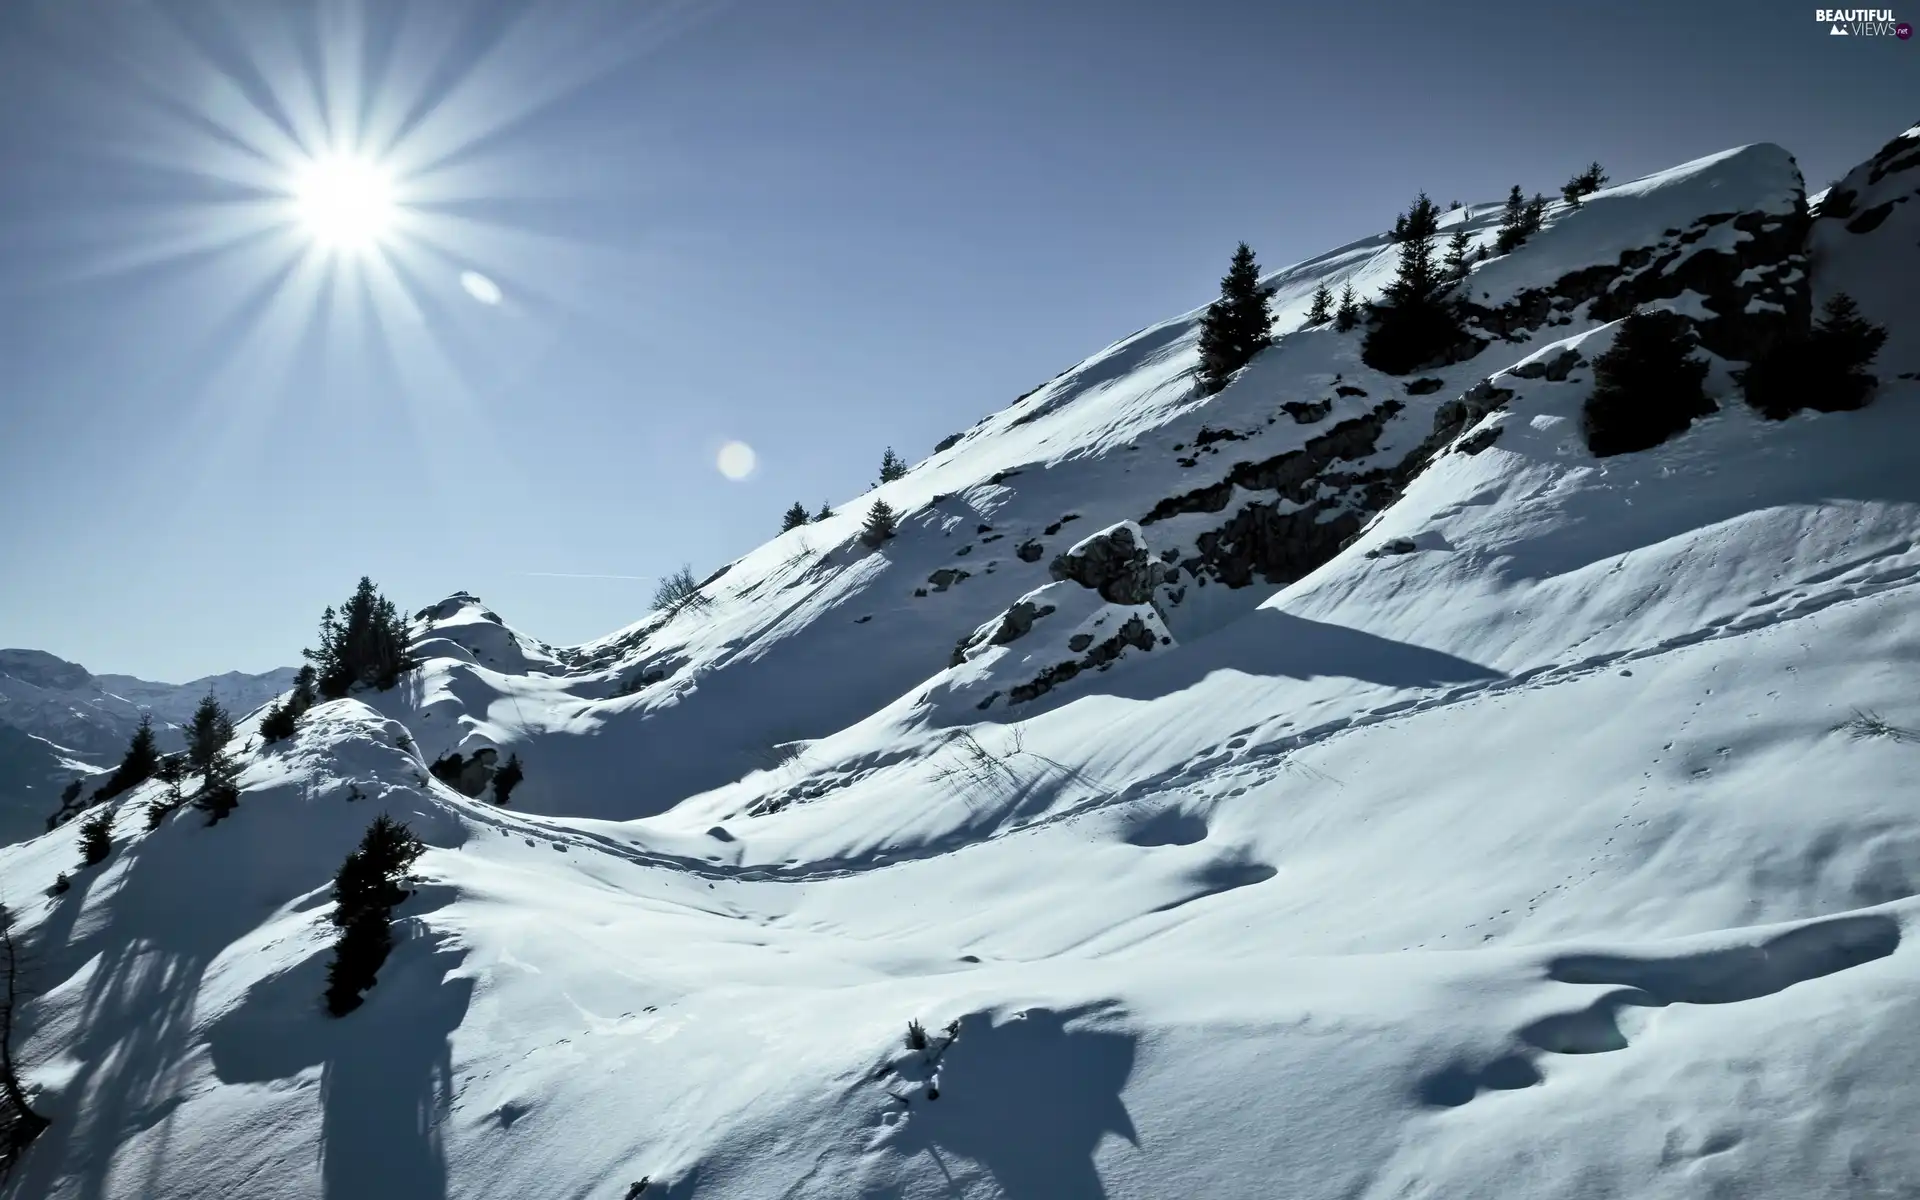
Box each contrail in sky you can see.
[518,571,654,580]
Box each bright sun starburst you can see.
[291,154,397,252]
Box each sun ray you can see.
[10,0,723,516]
[49,205,294,286]
[380,0,714,181]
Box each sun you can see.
[291,154,398,252]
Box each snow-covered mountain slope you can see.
[356,141,1820,823]
[4,123,1919,1200]
[0,650,298,844]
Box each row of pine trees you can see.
[34,576,468,1021]
[1196,164,1616,391]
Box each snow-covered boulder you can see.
[1046,520,1177,607]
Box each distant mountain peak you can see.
[0,647,93,690]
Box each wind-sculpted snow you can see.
[5,128,1920,1200]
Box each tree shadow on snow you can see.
[205,925,473,1200]
[878,1006,1137,1200]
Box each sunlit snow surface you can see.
[5,134,1920,1199]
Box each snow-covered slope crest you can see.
[6,125,1920,1200]
[342,140,1819,823]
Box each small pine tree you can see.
[1576,162,1608,195]
[78,808,113,866]
[193,752,241,825]
[184,693,234,778]
[144,755,187,829]
[1495,185,1529,254]
[259,700,297,745]
[46,873,70,897]
[814,501,834,521]
[1583,310,1713,457]
[305,578,416,700]
[1442,227,1473,283]
[1305,283,1334,325]
[781,502,811,532]
[877,448,907,484]
[154,753,185,785]
[1522,193,1548,235]
[331,815,425,928]
[860,499,899,548]
[96,714,161,803]
[491,753,524,805]
[1809,292,1889,408]
[144,790,175,831]
[1363,193,1468,375]
[1449,199,1462,210]
[1334,283,1360,332]
[323,815,426,1016]
[291,665,318,708]
[1561,175,1586,208]
[1743,291,1889,418]
[1195,242,1278,394]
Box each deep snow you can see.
[3,124,1920,1200]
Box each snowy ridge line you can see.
[425,543,1920,890]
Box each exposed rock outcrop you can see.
[1047,523,1177,606]
[1463,203,1812,364]
[1004,614,1159,707]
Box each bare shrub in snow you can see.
[905,1019,929,1050]
[652,565,712,614]
[1843,709,1920,743]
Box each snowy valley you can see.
[2,120,1919,1199]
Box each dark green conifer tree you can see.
[78,808,113,866]
[1583,310,1713,457]
[305,578,416,700]
[781,502,811,532]
[1334,283,1360,332]
[184,693,233,778]
[1305,283,1334,325]
[491,753,525,805]
[860,499,899,547]
[1442,227,1473,283]
[94,713,162,804]
[1363,194,1468,374]
[323,815,426,1016]
[1743,291,1889,418]
[1195,242,1278,394]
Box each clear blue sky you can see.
[1,0,1914,681]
